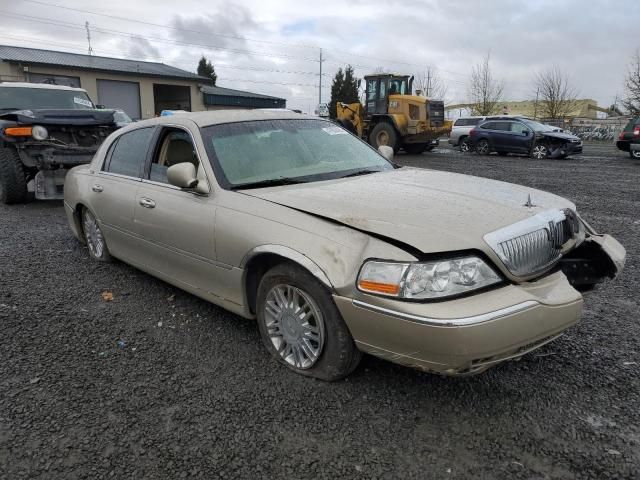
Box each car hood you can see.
[539,131,580,142]
[242,167,575,254]
[0,109,116,126]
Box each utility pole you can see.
[85,21,94,55]
[425,68,431,97]
[533,87,539,120]
[318,48,323,106]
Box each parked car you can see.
[0,82,118,203]
[469,117,583,159]
[448,116,495,152]
[616,117,640,159]
[63,111,625,381]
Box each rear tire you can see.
[256,263,361,381]
[369,122,399,153]
[82,207,112,262]
[0,146,28,204]
[403,143,428,154]
[475,138,490,155]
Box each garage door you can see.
[96,80,141,120]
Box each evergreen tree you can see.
[197,56,217,85]
[329,65,360,119]
[329,68,344,119]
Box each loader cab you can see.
[364,74,413,116]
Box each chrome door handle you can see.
[92,184,103,193]
[139,197,156,208]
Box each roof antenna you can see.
[85,21,94,55]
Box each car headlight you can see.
[31,125,48,140]
[357,256,502,300]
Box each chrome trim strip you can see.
[351,299,539,327]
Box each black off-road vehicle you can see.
[0,82,118,204]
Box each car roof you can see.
[0,81,88,93]
[131,109,315,128]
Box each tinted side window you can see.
[455,118,483,127]
[493,122,511,131]
[105,128,154,177]
[510,122,529,134]
[480,122,497,130]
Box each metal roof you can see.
[0,81,87,92]
[200,85,285,101]
[0,45,209,82]
[201,85,286,109]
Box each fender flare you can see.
[240,244,334,289]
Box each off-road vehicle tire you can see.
[369,122,399,153]
[256,263,362,381]
[0,146,28,204]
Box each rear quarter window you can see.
[454,118,482,127]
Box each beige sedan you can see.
[63,111,626,380]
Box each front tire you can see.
[257,263,361,381]
[0,146,28,204]
[531,143,549,159]
[369,122,399,153]
[475,138,490,155]
[459,136,470,153]
[631,149,640,159]
[82,207,112,262]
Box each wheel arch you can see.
[240,245,334,315]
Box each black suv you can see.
[616,117,640,159]
[468,117,583,159]
[0,82,118,204]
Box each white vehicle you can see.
[316,103,329,118]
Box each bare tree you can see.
[415,66,448,100]
[622,49,640,115]
[467,53,504,115]
[534,66,579,120]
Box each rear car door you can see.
[91,126,154,260]
[132,125,221,295]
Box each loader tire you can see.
[0,146,28,204]
[369,122,399,153]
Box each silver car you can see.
[448,116,494,151]
[63,111,625,380]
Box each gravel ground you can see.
[1,144,638,479]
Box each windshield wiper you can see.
[339,168,384,178]
[231,177,308,190]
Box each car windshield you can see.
[521,119,555,132]
[0,87,95,111]
[201,119,393,189]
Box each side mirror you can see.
[167,162,198,189]
[378,145,394,161]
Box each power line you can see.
[19,0,320,50]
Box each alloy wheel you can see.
[460,139,470,153]
[632,149,640,159]
[531,144,548,159]
[83,209,105,258]
[263,284,325,370]
[476,139,489,155]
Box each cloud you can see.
[122,36,161,61]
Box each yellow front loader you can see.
[336,74,452,154]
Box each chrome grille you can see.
[484,209,583,278]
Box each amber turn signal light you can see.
[4,126,33,137]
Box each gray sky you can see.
[1,0,638,113]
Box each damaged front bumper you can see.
[334,232,625,376]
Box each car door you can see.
[508,121,534,153]
[131,125,221,295]
[90,126,155,260]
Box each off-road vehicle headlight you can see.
[357,256,502,300]
[31,125,48,141]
